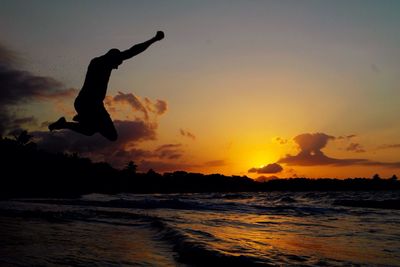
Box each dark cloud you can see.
[346,143,366,153]
[114,120,157,144]
[278,133,366,166]
[114,92,149,120]
[154,100,167,115]
[180,129,196,140]
[0,64,68,106]
[277,132,400,168]
[337,134,357,140]
[0,43,76,135]
[113,92,168,120]
[295,133,335,153]
[249,163,283,174]
[154,144,183,160]
[357,161,400,168]
[0,112,38,135]
[378,144,400,150]
[6,116,38,132]
[12,116,37,125]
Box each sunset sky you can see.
[1,0,400,178]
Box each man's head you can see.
[106,48,123,69]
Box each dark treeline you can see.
[1,132,399,198]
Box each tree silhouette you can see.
[124,161,137,175]
[13,130,33,146]
[1,131,400,197]
[372,173,381,180]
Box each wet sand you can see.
[0,216,182,267]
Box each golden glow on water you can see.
[152,208,400,266]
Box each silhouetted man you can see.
[49,31,165,141]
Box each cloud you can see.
[154,144,183,160]
[0,43,76,135]
[180,129,196,140]
[35,119,155,150]
[113,92,149,120]
[249,163,283,174]
[0,114,38,134]
[7,116,38,131]
[294,133,335,153]
[277,132,400,168]
[33,119,158,167]
[112,92,168,121]
[278,133,367,166]
[0,61,72,106]
[33,117,184,170]
[337,134,357,140]
[23,86,170,169]
[275,137,288,144]
[378,144,400,150]
[346,143,366,153]
[154,100,167,115]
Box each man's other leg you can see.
[49,117,96,136]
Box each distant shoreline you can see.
[1,134,399,198]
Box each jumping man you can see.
[49,31,165,141]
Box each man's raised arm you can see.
[120,31,164,61]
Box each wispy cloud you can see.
[378,144,400,150]
[112,92,168,121]
[180,129,196,140]
[346,143,366,153]
[275,137,288,144]
[154,144,183,160]
[337,134,357,140]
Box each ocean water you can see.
[1,191,400,266]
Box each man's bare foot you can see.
[72,114,80,122]
[48,117,66,131]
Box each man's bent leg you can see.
[64,122,96,136]
[98,115,117,141]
